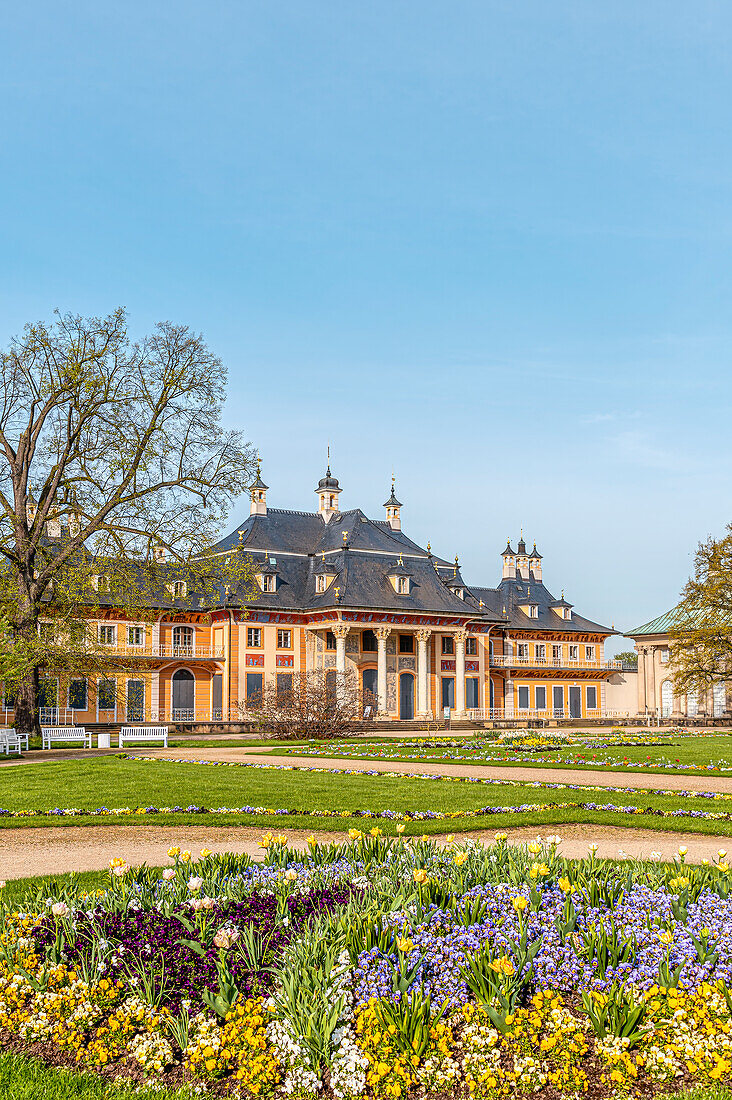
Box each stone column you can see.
[333,624,350,703]
[416,629,431,717]
[637,647,647,715]
[454,630,467,717]
[375,626,391,715]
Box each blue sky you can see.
[2,2,731,650]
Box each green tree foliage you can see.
[0,309,257,735]
[670,528,732,695]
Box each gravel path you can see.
[143,747,732,793]
[1,823,728,880]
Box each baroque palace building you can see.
[11,465,621,726]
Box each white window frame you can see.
[660,648,670,665]
[260,574,276,593]
[568,644,579,661]
[552,644,562,661]
[516,642,529,659]
[535,684,547,711]
[535,643,546,661]
[247,627,262,648]
[125,675,146,721]
[99,624,117,646]
[517,684,530,711]
[277,629,292,649]
[172,625,195,653]
[465,636,477,656]
[127,624,145,647]
[173,580,187,599]
[395,576,410,595]
[529,605,538,618]
[316,574,326,594]
[585,645,595,661]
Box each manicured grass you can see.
[1,869,119,908]
[0,1052,197,1100]
[3,756,732,837]
[269,732,732,775]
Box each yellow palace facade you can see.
[7,466,620,726]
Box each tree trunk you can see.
[14,665,40,742]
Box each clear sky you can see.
[2,2,731,650]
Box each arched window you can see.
[660,679,673,718]
[172,626,194,654]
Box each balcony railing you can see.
[467,707,631,721]
[489,656,622,671]
[99,644,225,660]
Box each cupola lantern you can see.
[315,450,342,522]
[249,459,269,517]
[383,476,403,530]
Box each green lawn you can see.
[266,733,732,775]
[0,1053,199,1100]
[2,756,732,837]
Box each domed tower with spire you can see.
[516,533,530,580]
[248,459,269,516]
[501,539,516,580]
[383,476,402,530]
[315,449,342,522]
[529,542,543,581]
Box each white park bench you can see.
[118,725,169,748]
[41,726,91,750]
[0,729,23,755]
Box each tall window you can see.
[69,679,88,710]
[568,645,579,660]
[395,576,409,594]
[277,629,292,649]
[99,624,116,646]
[466,678,479,709]
[517,643,529,659]
[586,685,598,711]
[552,644,562,661]
[325,631,336,651]
[585,645,595,661]
[247,627,262,648]
[536,643,546,661]
[465,636,477,656]
[660,648,670,664]
[276,673,293,700]
[535,685,547,710]
[399,634,414,654]
[517,685,530,710]
[128,626,144,646]
[98,679,116,710]
[261,574,275,593]
[173,581,187,598]
[441,636,454,655]
[315,574,326,593]
[362,630,377,652]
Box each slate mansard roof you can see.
[206,504,613,633]
[211,507,496,618]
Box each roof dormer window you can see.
[261,574,276,593]
[387,555,412,595]
[529,604,538,618]
[316,574,327,594]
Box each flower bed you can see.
[4,835,732,1098]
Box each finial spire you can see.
[326,443,331,476]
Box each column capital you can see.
[453,630,467,645]
[375,625,392,640]
[332,624,350,639]
[416,628,431,643]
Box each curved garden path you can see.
[1,823,729,880]
[144,746,732,794]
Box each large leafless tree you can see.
[0,309,256,737]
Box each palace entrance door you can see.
[400,673,415,720]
